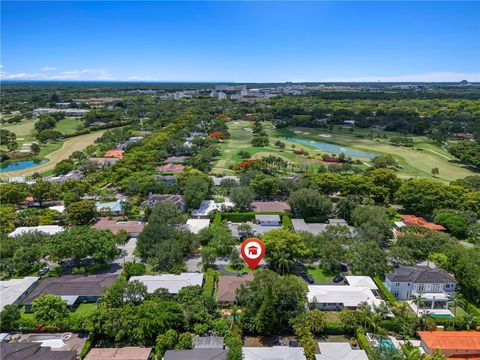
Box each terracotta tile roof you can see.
[85,347,152,360]
[400,215,446,231]
[418,331,480,356]
[157,163,185,173]
[105,150,124,159]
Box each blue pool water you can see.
[0,159,47,172]
[430,313,454,318]
[378,338,396,350]
[281,137,379,159]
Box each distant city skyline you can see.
[1,1,479,82]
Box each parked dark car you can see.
[333,273,344,283]
[300,272,315,284]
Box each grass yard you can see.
[306,266,335,283]
[273,127,474,182]
[54,117,82,135]
[223,265,253,274]
[74,303,97,316]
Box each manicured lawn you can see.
[273,127,474,182]
[74,303,97,316]
[306,266,335,283]
[54,117,82,134]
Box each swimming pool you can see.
[0,159,46,172]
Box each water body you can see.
[281,137,378,159]
[0,159,47,173]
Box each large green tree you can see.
[261,229,307,274]
[288,188,332,219]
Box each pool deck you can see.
[407,301,454,317]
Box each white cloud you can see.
[0,68,115,81]
[300,72,480,83]
[127,75,157,81]
[42,66,57,71]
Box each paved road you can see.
[110,237,140,273]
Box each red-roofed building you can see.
[105,150,125,159]
[157,163,185,173]
[400,215,446,231]
[418,331,480,359]
[323,157,343,163]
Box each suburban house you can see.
[89,157,119,166]
[165,156,191,164]
[418,331,480,359]
[85,347,153,360]
[154,174,177,185]
[157,163,185,173]
[191,199,233,217]
[143,194,186,212]
[210,175,239,186]
[292,219,328,235]
[164,349,227,360]
[217,273,254,305]
[22,274,118,312]
[251,201,291,212]
[308,281,383,311]
[385,266,457,316]
[92,218,145,237]
[0,277,40,311]
[328,219,349,227]
[8,225,64,238]
[255,214,281,226]
[104,149,125,159]
[193,336,225,349]
[44,170,84,183]
[345,276,379,290]
[129,273,204,294]
[242,346,307,360]
[1,342,76,360]
[117,136,144,151]
[396,215,446,231]
[316,342,368,360]
[186,219,211,234]
[95,200,124,215]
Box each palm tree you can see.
[410,294,425,317]
[401,341,427,360]
[394,301,411,318]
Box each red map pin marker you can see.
[240,238,265,270]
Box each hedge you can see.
[212,212,222,227]
[282,215,293,230]
[221,212,288,223]
[80,333,96,359]
[373,276,397,305]
[356,327,376,359]
[203,268,218,299]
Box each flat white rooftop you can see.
[186,219,210,234]
[308,285,383,308]
[316,342,368,360]
[242,346,307,360]
[8,225,64,237]
[129,273,204,294]
[345,276,378,290]
[0,277,40,311]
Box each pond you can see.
[281,137,379,159]
[0,159,47,173]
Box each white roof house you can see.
[345,276,378,290]
[0,277,40,311]
[129,273,204,294]
[316,342,368,360]
[191,200,233,217]
[307,285,383,309]
[49,205,66,213]
[186,219,210,234]
[242,346,307,360]
[8,225,64,238]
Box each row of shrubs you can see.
[203,268,219,299]
[213,212,289,224]
[373,276,397,305]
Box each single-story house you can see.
[154,174,177,185]
[104,150,125,159]
[193,336,225,349]
[1,342,76,360]
[418,331,480,358]
[398,215,446,231]
[242,346,307,360]
[186,219,211,234]
[157,163,185,173]
[22,274,118,312]
[291,219,327,235]
[191,200,233,217]
[210,176,239,186]
[129,273,204,294]
[217,273,254,305]
[95,200,124,214]
[92,218,145,236]
[0,276,39,311]
[165,156,191,164]
[85,347,152,360]
[307,284,383,311]
[89,157,119,166]
[251,201,291,213]
[164,349,227,360]
[316,342,368,360]
[345,276,378,290]
[49,205,66,213]
[143,194,186,212]
[8,225,64,238]
[255,214,281,226]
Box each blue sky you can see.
[1,1,479,82]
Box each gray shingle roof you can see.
[164,348,228,360]
[1,342,76,360]
[386,266,456,284]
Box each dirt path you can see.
[418,148,452,160]
[1,131,105,178]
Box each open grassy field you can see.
[54,117,82,135]
[0,130,105,178]
[213,120,315,174]
[273,126,474,182]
